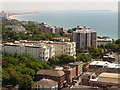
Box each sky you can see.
[1,2,118,12]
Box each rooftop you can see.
[90,61,110,66]
[103,55,115,58]
[97,73,120,84]
[90,73,120,84]
[36,70,65,77]
[35,78,58,86]
[73,29,96,33]
[99,73,120,79]
[69,62,83,66]
[82,72,95,77]
[3,43,47,48]
[107,64,120,69]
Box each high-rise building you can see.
[0,11,8,19]
[72,26,97,50]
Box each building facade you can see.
[3,43,55,61]
[97,37,112,46]
[0,11,8,19]
[17,40,76,56]
[36,70,65,89]
[34,22,63,34]
[54,62,83,85]
[34,78,58,90]
[46,42,76,56]
[3,40,76,61]
[72,26,97,50]
[90,73,120,88]
[69,62,83,76]
[5,25,26,33]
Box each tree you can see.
[48,57,59,66]
[67,29,73,33]
[2,52,51,88]
[76,54,92,62]
[19,75,33,89]
[115,39,120,44]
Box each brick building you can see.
[36,70,65,89]
[69,62,83,76]
[90,73,120,88]
[63,66,76,85]
[34,78,58,90]
[54,62,83,85]
[81,72,95,86]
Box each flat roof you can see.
[82,72,94,76]
[90,61,110,66]
[69,62,83,66]
[107,64,120,69]
[99,73,120,79]
[90,73,120,84]
[37,70,65,77]
[35,79,58,86]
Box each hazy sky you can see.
[1,2,118,12]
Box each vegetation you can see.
[48,54,92,67]
[2,19,69,42]
[98,39,120,54]
[2,52,51,89]
[88,46,107,59]
[76,54,92,62]
[48,54,76,66]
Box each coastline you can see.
[6,11,117,39]
[8,12,38,20]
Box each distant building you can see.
[72,26,97,50]
[5,25,26,33]
[34,78,58,90]
[34,22,63,33]
[20,21,29,25]
[36,70,65,89]
[97,37,113,46]
[103,54,115,63]
[0,11,8,20]
[90,73,120,88]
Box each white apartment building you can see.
[0,11,8,19]
[3,43,55,61]
[5,25,26,33]
[3,40,76,61]
[72,26,97,50]
[16,40,76,56]
[34,22,63,34]
[97,37,113,46]
[45,42,76,56]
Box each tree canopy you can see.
[2,52,51,89]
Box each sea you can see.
[14,10,118,39]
